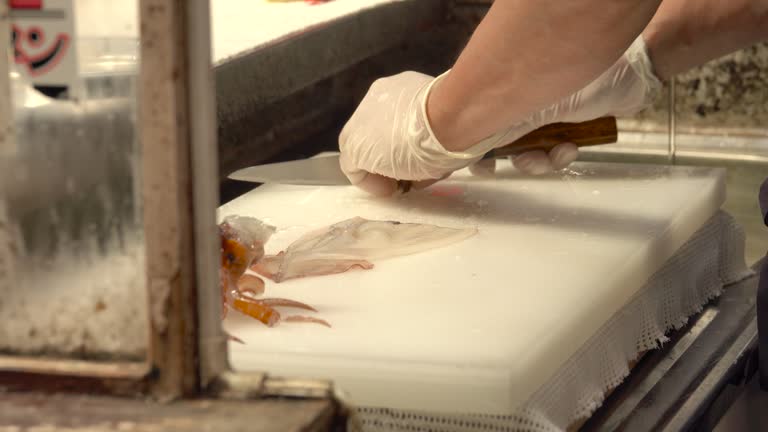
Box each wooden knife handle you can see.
[487,116,618,158]
[395,116,618,194]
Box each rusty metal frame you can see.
[0,0,336,405]
[0,0,150,396]
[137,0,337,403]
[0,0,482,416]
[138,0,202,399]
[0,0,203,400]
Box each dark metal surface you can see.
[758,177,768,390]
[582,259,763,432]
[759,259,768,391]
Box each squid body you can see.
[219,215,477,328]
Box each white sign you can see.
[10,0,79,98]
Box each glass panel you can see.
[0,0,147,361]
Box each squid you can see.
[221,215,477,330]
[219,215,330,328]
[251,216,478,283]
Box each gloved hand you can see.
[471,35,663,176]
[339,71,480,196]
[339,36,662,196]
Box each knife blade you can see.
[228,116,618,186]
[228,153,350,186]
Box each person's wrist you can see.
[424,73,475,153]
[623,35,665,110]
[424,71,527,155]
[425,83,460,151]
[641,22,674,81]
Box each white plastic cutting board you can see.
[219,159,726,415]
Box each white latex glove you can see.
[470,35,663,176]
[339,70,567,195]
[338,71,478,196]
[339,36,662,196]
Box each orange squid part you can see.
[232,298,280,327]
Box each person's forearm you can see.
[642,0,768,81]
[428,0,662,152]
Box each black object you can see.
[761,177,768,226]
[758,177,768,390]
[582,269,760,431]
[759,258,768,390]
[34,85,68,99]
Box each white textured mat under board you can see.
[219,160,726,415]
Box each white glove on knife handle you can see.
[490,34,663,175]
[339,36,662,194]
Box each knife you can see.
[228,116,618,188]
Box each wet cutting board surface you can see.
[219,159,726,414]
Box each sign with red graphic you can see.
[10,0,43,9]
[9,0,78,98]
